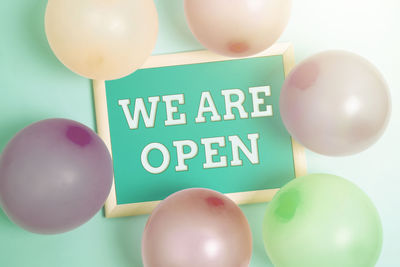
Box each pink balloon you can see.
[142,188,252,267]
[184,0,292,57]
[280,51,391,156]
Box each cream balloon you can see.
[184,0,292,57]
[45,0,158,80]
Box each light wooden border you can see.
[93,42,307,218]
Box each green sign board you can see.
[94,43,306,218]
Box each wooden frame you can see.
[93,42,307,218]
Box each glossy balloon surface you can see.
[0,119,113,234]
[263,174,383,267]
[45,0,158,80]
[280,51,391,156]
[184,0,292,57]
[142,188,252,267]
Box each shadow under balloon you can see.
[153,0,203,54]
[21,0,69,72]
[241,202,274,267]
[113,215,150,267]
[0,207,17,230]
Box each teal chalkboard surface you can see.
[93,43,306,218]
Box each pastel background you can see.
[0,0,398,266]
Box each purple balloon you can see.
[280,51,391,156]
[0,119,113,234]
[142,188,252,267]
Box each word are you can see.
[141,133,260,174]
[118,86,272,129]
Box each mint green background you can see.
[106,56,295,205]
[0,0,399,266]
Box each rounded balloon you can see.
[184,0,292,57]
[45,0,158,80]
[280,51,391,156]
[0,119,113,234]
[142,188,252,267]
[263,174,383,267]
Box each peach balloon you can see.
[45,0,158,80]
[142,188,252,267]
[184,0,292,57]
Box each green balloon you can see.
[263,174,382,267]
